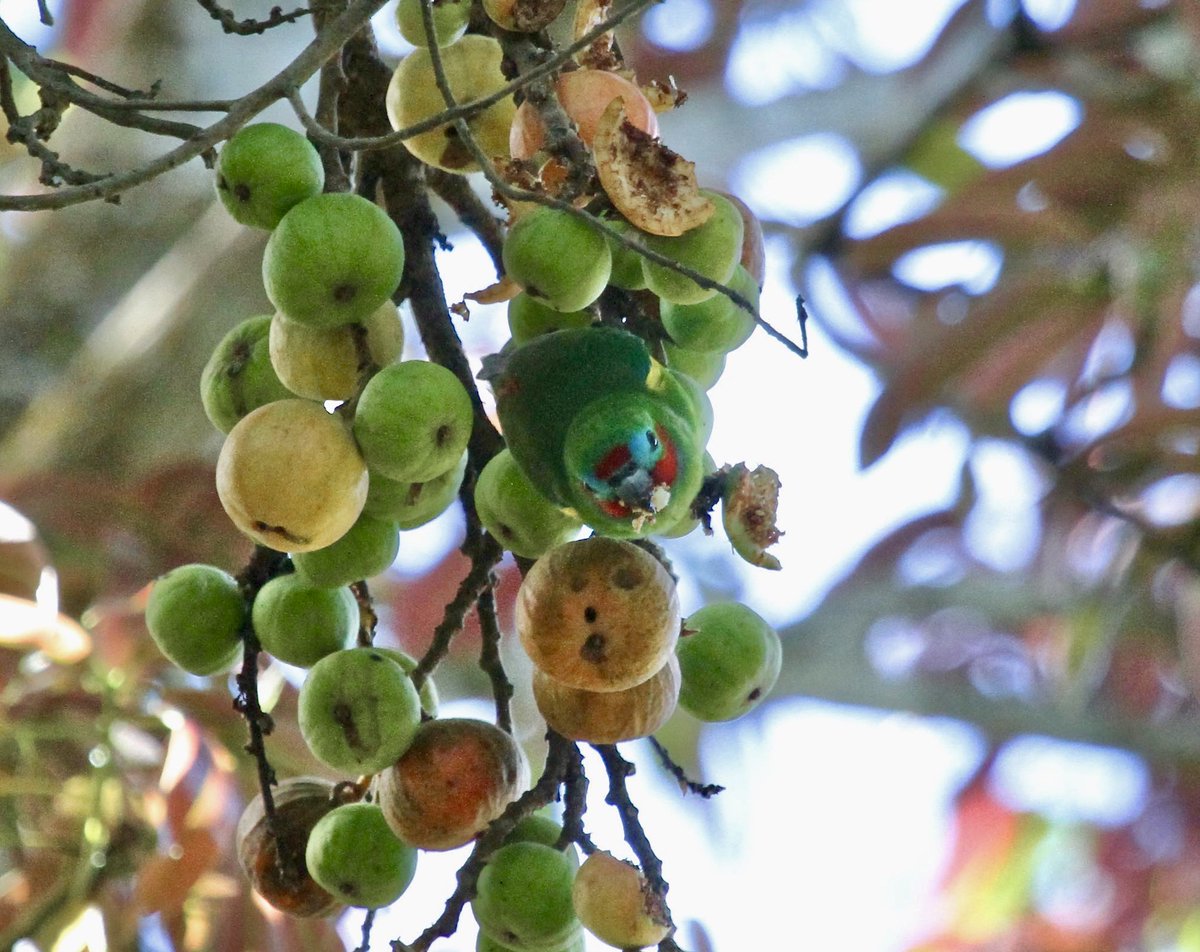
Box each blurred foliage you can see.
[8,0,1200,950]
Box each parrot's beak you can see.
[613,468,656,513]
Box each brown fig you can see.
[533,655,679,744]
[517,538,680,692]
[235,777,343,918]
[374,718,529,851]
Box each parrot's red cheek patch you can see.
[650,426,678,487]
[594,443,633,482]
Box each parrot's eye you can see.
[645,429,658,450]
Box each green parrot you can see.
[479,326,707,538]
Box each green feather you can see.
[483,327,651,504]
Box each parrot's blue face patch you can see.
[580,424,679,519]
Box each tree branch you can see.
[0,0,388,211]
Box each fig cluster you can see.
[140,6,792,946]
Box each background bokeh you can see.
[5,1,1200,950]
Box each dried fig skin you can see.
[534,654,680,744]
[236,777,343,919]
[375,718,530,851]
[593,99,714,238]
[517,537,680,692]
[509,70,659,161]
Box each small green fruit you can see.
[503,207,612,313]
[215,122,324,230]
[474,449,582,559]
[662,340,726,391]
[472,842,580,951]
[251,573,357,668]
[269,302,404,402]
[291,513,399,588]
[602,218,649,291]
[371,646,439,717]
[507,293,593,345]
[395,0,471,46]
[145,564,244,676]
[298,647,422,774]
[504,815,580,869]
[363,450,467,528]
[660,264,759,353]
[352,360,474,482]
[477,931,585,952]
[642,190,744,305]
[305,802,418,908]
[263,193,405,328]
[676,602,781,722]
[200,314,295,434]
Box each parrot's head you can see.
[563,393,702,537]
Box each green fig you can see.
[642,190,744,305]
[353,360,474,483]
[305,802,418,908]
[200,314,295,434]
[472,842,580,952]
[676,602,782,722]
[263,192,405,328]
[145,563,244,676]
[251,573,358,668]
[503,206,611,313]
[474,449,582,558]
[298,647,422,774]
[363,450,468,528]
[215,122,324,230]
[291,513,399,589]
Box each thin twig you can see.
[355,909,376,952]
[410,534,505,691]
[36,0,52,26]
[231,547,293,834]
[477,576,514,734]
[40,59,153,99]
[558,740,597,855]
[648,737,724,799]
[425,168,506,274]
[195,0,312,35]
[592,744,669,898]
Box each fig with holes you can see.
[517,536,679,692]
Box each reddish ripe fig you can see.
[510,70,659,161]
[236,777,343,919]
[374,718,530,851]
